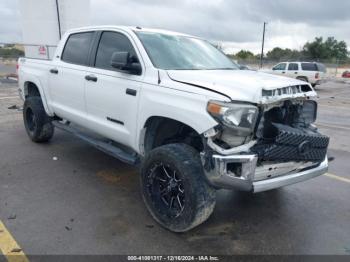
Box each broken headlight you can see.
[207,101,259,136]
[301,100,317,124]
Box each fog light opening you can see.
[227,162,242,177]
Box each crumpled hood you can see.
[167,69,316,104]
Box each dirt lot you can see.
[0,78,350,257]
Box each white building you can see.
[19,0,90,59]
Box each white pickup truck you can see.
[18,26,329,232]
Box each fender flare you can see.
[23,76,53,116]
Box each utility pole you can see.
[260,22,267,69]
[55,0,62,39]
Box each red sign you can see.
[38,46,47,55]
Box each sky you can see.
[1,0,350,54]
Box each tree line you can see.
[0,44,24,58]
[228,37,349,63]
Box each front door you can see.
[272,62,287,77]
[84,31,144,149]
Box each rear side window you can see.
[301,63,318,71]
[288,63,299,71]
[316,63,326,73]
[61,32,94,66]
[95,31,137,70]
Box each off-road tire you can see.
[140,143,216,232]
[23,96,54,143]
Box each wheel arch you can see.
[140,116,205,156]
[22,79,53,116]
[296,76,309,82]
[24,81,41,98]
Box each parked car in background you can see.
[267,62,326,87]
[342,70,350,78]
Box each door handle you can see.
[126,88,137,96]
[50,68,58,74]
[282,71,286,74]
[85,75,98,82]
[294,72,298,74]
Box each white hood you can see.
[167,70,316,104]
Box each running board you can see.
[52,121,140,165]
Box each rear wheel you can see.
[23,96,54,143]
[141,143,216,232]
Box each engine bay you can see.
[251,100,329,162]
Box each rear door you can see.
[301,62,318,83]
[84,30,144,148]
[287,62,299,79]
[48,31,95,124]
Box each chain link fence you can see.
[0,59,17,78]
[0,43,56,78]
[0,43,23,77]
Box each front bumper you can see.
[201,153,328,193]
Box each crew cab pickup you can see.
[18,26,329,232]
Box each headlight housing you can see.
[207,101,259,136]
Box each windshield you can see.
[135,31,238,70]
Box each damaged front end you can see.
[201,85,329,192]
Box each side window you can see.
[316,63,326,73]
[272,64,280,70]
[95,31,137,70]
[288,63,299,71]
[61,32,94,66]
[273,63,286,70]
[301,63,318,71]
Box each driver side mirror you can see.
[110,51,142,75]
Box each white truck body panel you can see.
[167,69,315,103]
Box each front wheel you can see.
[140,144,216,232]
[23,96,54,143]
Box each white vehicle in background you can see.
[268,62,326,87]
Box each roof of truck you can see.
[65,25,194,38]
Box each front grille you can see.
[252,123,329,162]
[262,85,312,97]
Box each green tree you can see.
[266,47,302,61]
[0,47,24,58]
[235,50,255,60]
[303,37,349,61]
